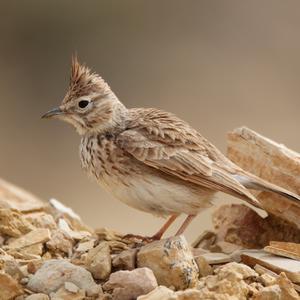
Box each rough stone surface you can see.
[137,236,199,290]
[25,212,57,230]
[213,204,300,249]
[112,248,137,271]
[86,241,111,280]
[227,126,300,229]
[103,267,157,300]
[137,286,174,300]
[0,272,24,300]
[25,294,49,300]
[0,209,34,237]
[46,229,74,255]
[8,228,51,249]
[197,262,258,300]
[50,287,86,300]
[27,259,100,296]
[194,255,213,277]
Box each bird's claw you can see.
[122,233,160,243]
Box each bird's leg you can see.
[123,214,177,242]
[150,214,178,240]
[175,214,196,236]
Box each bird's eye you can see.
[78,100,89,108]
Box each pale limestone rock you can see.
[137,286,174,300]
[0,272,23,300]
[200,252,232,264]
[3,257,25,280]
[0,178,46,212]
[50,286,86,300]
[25,294,49,300]
[97,294,113,300]
[27,259,100,296]
[260,273,277,286]
[25,212,57,230]
[197,262,258,300]
[18,243,44,257]
[46,229,74,255]
[241,250,300,283]
[103,267,157,300]
[112,249,137,271]
[276,272,299,300]
[227,127,300,229]
[76,239,95,252]
[253,285,282,300]
[215,262,258,280]
[194,255,212,277]
[65,282,80,293]
[137,236,199,290]
[0,209,35,237]
[8,228,51,249]
[86,242,111,280]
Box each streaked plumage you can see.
[42,56,300,239]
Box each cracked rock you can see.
[103,267,157,300]
[137,236,199,290]
[27,259,101,296]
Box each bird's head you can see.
[42,56,127,135]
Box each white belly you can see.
[100,173,215,217]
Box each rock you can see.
[50,286,86,300]
[76,239,95,252]
[199,252,232,264]
[137,286,174,300]
[241,250,300,283]
[210,241,242,254]
[8,228,51,249]
[197,262,258,300]
[85,242,111,280]
[25,294,49,300]
[276,272,299,300]
[0,209,35,237]
[194,255,212,277]
[213,203,300,249]
[97,294,113,300]
[27,259,101,296]
[0,272,24,300]
[253,285,282,300]
[103,267,157,300]
[0,178,46,212]
[137,236,199,290]
[264,241,300,261]
[25,212,57,230]
[46,229,74,255]
[27,260,44,274]
[65,282,80,293]
[192,230,217,249]
[227,127,300,230]
[112,249,137,271]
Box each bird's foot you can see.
[122,233,161,243]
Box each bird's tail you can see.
[233,172,300,205]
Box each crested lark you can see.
[42,57,300,240]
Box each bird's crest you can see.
[63,55,111,104]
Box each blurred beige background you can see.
[0,1,299,241]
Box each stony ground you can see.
[0,192,299,300]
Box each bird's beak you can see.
[41,107,64,119]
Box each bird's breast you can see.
[79,134,136,185]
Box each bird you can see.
[42,56,300,240]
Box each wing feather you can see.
[117,108,261,208]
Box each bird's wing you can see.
[117,108,261,208]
